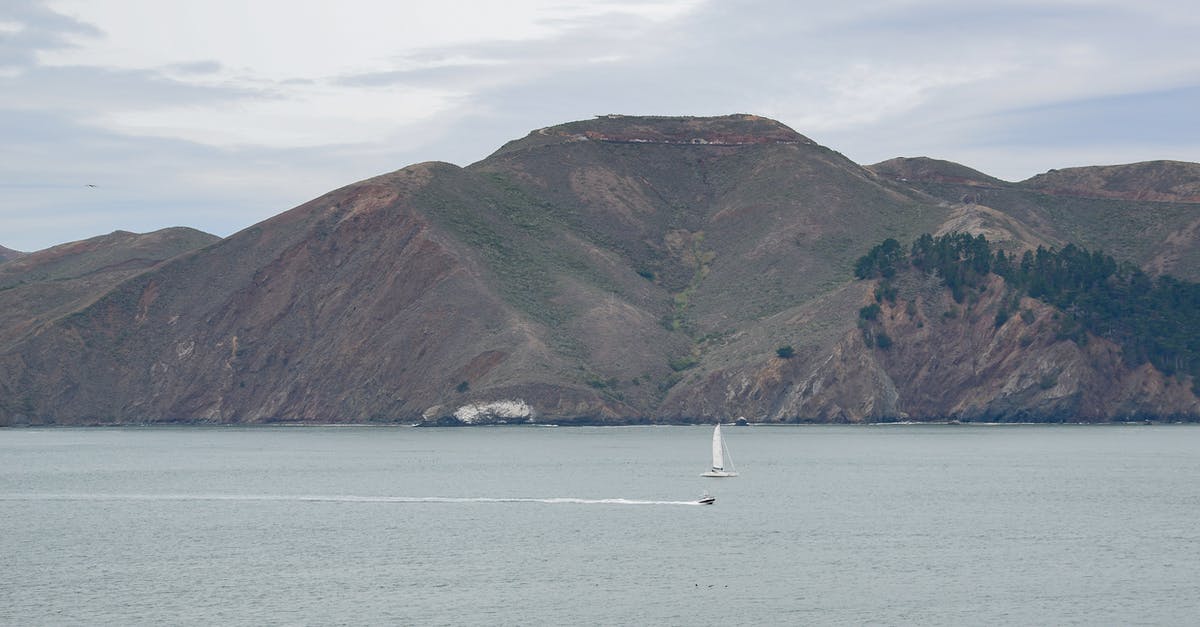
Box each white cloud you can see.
[97,82,462,148]
[42,0,557,76]
[34,0,704,149]
[777,62,1016,133]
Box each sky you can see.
[2,0,1199,252]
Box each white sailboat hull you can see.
[701,470,738,477]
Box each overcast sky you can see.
[2,0,1198,251]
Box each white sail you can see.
[711,423,725,471]
[702,423,737,477]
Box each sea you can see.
[2,424,1198,626]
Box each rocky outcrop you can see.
[665,272,1199,422]
[489,114,815,158]
[864,274,1198,421]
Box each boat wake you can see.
[1,493,704,506]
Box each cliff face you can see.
[4,116,1200,425]
[658,272,1199,423]
[867,274,1197,421]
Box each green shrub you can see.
[669,355,698,372]
[859,304,882,321]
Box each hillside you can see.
[3,115,1200,425]
[872,158,1200,281]
[1023,161,1200,203]
[869,157,1007,189]
[0,228,218,352]
[0,245,26,263]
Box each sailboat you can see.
[701,423,738,477]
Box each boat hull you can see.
[701,470,738,477]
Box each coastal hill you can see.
[0,245,26,263]
[3,115,1200,425]
[1024,161,1200,203]
[0,228,218,352]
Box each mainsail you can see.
[711,423,725,471]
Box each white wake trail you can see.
[1,494,704,506]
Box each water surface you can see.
[3,424,1198,625]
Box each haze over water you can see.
[3,424,1198,625]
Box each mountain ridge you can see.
[1023,160,1200,203]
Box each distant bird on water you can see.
[86,184,97,188]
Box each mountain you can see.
[4,115,1200,425]
[0,245,26,263]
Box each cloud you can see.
[3,0,1200,250]
[18,0,702,151]
[0,64,259,113]
[0,0,99,68]
[98,82,464,148]
[165,60,222,75]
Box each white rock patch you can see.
[454,399,534,424]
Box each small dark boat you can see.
[698,494,716,505]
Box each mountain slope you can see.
[472,115,945,333]
[0,245,26,263]
[2,167,596,423]
[0,228,218,352]
[873,158,1200,281]
[1023,161,1200,203]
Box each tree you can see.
[853,238,906,279]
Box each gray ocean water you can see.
[2,424,1199,626]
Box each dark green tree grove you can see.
[855,233,1200,392]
